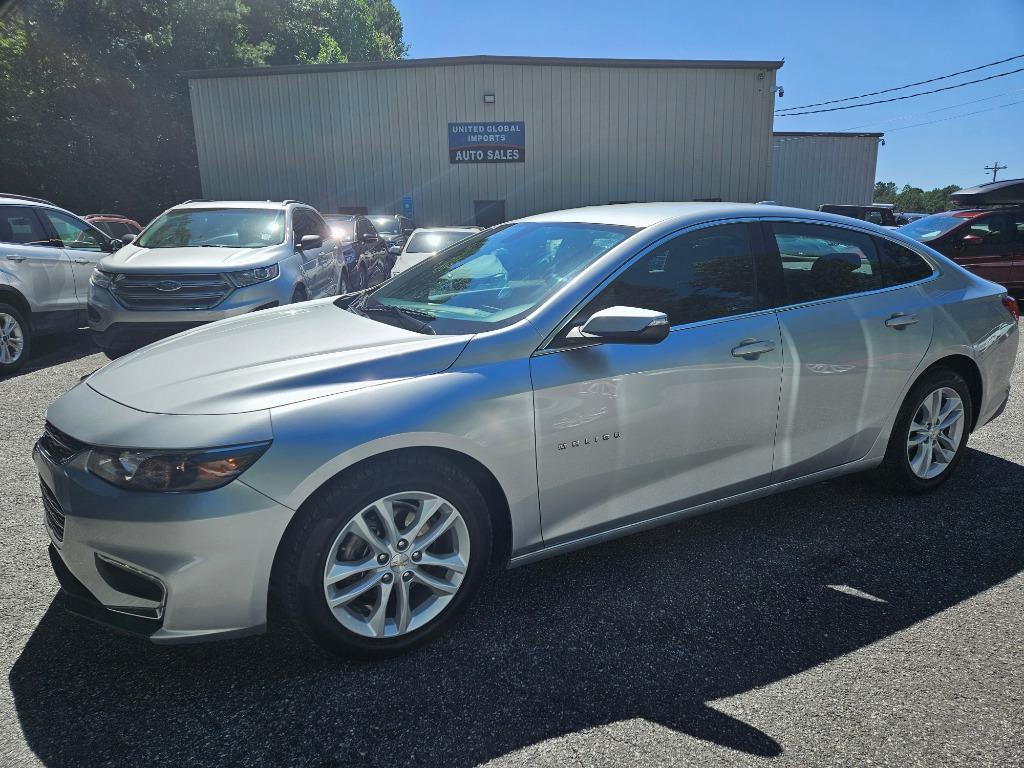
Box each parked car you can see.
[0,194,124,374]
[895,212,928,226]
[369,214,414,261]
[391,226,482,275]
[84,213,143,240]
[36,203,1017,658]
[322,213,391,291]
[899,207,1024,296]
[819,204,898,228]
[88,200,342,357]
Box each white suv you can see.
[0,194,121,374]
[88,200,342,357]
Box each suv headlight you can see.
[86,442,270,492]
[227,264,279,288]
[90,269,116,289]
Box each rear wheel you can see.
[875,367,972,493]
[290,285,308,304]
[0,303,30,375]
[277,454,491,658]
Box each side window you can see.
[0,206,51,246]
[876,237,934,286]
[564,223,756,341]
[969,214,1010,245]
[40,210,106,252]
[771,222,882,304]
[356,218,376,239]
[292,209,314,241]
[1011,214,1024,244]
[310,211,331,239]
[865,211,884,225]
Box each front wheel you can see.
[875,367,972,493]
[277,454,492,658]
[0,303,30,376]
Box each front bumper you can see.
[34,432,293,645]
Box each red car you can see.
[900,207,1024,295]
[84,213,143,240]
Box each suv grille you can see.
[40,482,66,542]
[38,422,88,464]
[110,273,233,310]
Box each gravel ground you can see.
[1,331,1022,767]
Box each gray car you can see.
[36,203,1018,658]
[88,200,342,356]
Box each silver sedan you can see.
[35,203,1018,657]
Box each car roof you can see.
[173,200,293,210]
[323,214,355,220]
[518,202,854,229]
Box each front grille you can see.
[38,422,88,464]
[110,273,234,310]
[40,482,65,542]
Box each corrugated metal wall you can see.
[769,133,881,210]
[187,60,778,226]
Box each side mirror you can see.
[388,245,401,255]
[107,238,124,252]
[577,306,670,344]
[961,233,984,247]
[299,234,323,250]
[121,233,136,245]
[361,232,379,243]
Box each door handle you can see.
[885,312,919,329]
[731,339,776,359]
[4,254,26,262]
[72,258,90,264]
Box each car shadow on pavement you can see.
[2,329,102,381]
[10,448,1024,766]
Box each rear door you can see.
[952,213,1016,287]
[765,221,934,482]
[0,205,78,324]
[531,222,783,544]
[38,208,109,309]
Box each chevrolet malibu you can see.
[36,203,1018,658]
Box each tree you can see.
[0,0,406,222]
[874,180,961,213]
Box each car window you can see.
[363,222,636,334]
[875,237,934,286]
[369,216,400,235]
[308,210,331,239]
[326,218,355,242]
[40,209,106,251]
[967,215,1010,245]
[356,218,377,239]
[771,222,882,303]
[0,206,51,246]
[138,208,285,248]
[91,220,114,236]
[562,223,756,340]
[865,211,884,225]
[900,214,965,242]
[292,209,315,241]
[406,230,475,253]
[107,221,134,238]
[1011,214,1024,243]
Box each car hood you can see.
[99,243,281,272]
[86,299,471,415]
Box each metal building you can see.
[769,131,883,210]
[185,55,782,227]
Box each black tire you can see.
[276,453,492,659]
[102,347,133,360]
[290,285,308,304]
[875,367,973,493]
[0,302,31,376]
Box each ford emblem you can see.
[155,280,182,292]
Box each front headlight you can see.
[227,264,279,288]
[90,269,115,289]
[86,442,270,492]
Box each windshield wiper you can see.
[362,303,436,335]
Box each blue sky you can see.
[394,0,1024,191]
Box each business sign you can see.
[448,122,526,163]
[401,195,413,218]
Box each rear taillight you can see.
[1002,295,1020,322]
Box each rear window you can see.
[325,219,355,242]
[899,214,965,242]
[875,237,935,286]
[369,216,400,235]
[406,230,475,253]
[0,206,50,246]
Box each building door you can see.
[474,200,505,228]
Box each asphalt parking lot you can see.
[1,331,1022,767]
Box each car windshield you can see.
[326,218,355,242]
[136,208,285,248]
[352,222,636,334]
[405,230,475,253]
[899,214,966,242]
[370,216,400,235]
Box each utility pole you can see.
[984,161,1007,182]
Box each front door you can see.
[473,200,505,228]
[949,213,1017,288]
[292,208,326,297]
[37,208,108,311]
[531,222,783,545]
[0,205,78,325]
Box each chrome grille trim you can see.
[38,422,88,464]
[40,481,65,542]
[109,273,234,311]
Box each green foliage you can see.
[874,181,962,214]
[0,0,406,221]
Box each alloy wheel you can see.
[323,491,471,639]
[0,313,25,365]
[907,386,965,480]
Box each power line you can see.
[882,99,1024,133]
[775,52,1024,112]
[840,87,1024,130]
[775,66,1024,116]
